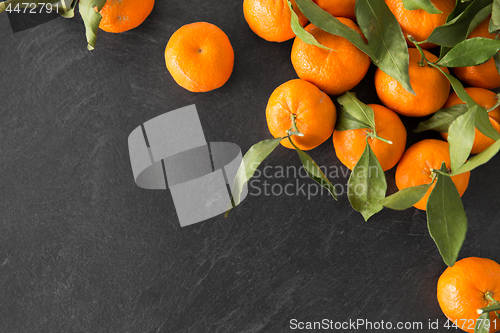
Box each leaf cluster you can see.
[291,0,500,94]
[288,0,500,268]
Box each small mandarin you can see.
[453,16,500,90]
[395,139,470,211]
[291,19,371,96]
[385,0,455,49]
[266,79,336,151]
[437,257,500,333]
[440,87,500,154]
[332,104,407,171]
[375,48,450,117]
[243,0,308,42]
[99,0,155,33]
[165,22,234,93]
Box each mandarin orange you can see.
[243,0,308,42]
[375,48,450,117]
[165,22,234,93]
[453,16,500,90]
[438,257,500,333]
[395,139,470,210]
[266,79,336,150]
[332,104,407,171]
[291,19,371,96]
[385,0,455,49]
[440,87,500,154]
[99,0,155,33]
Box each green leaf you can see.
[474,312,490,333]
[291,141,338,200]
[447,107,476,172]
[452,138,500,175]
[475,106,500,140]
[79,0,107,51]
[443,72,478,106]
[426,163,467,267]
[380,183,432,210]
[467,3,492,36]
[436,38,500,67]
[439,46,452,59]
[356,0,415,94]
[414,104,469,133]
[425,0,493,48]
[402,0,442,14]
[226,137,282,217]
[337,92,375,130]
[56,0,77,18]
[495,52,500,75]
[287,0,334,51]
[335,106,371,131]
[479,304,500,313]
[294,0,378,60]
[347,143,387,221]
[490,0,500,33]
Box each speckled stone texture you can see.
[1,1,499,332]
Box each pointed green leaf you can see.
[427,163,467,267]
[335,106,371,131]
[288,138,337,200]
[425,0,493,47]
[56,0,77,18]
[495,52,500,75]
[475,312,491,333]
[475,106,500,140]
[402,0,442,14]
[294,0,378,60]
[467,3,492,36]
[288,0,334,51]
[414,104,469,133]
[347,143,387,221]
[439,45,452,59]
[79,0,107,51]
[452,138,500,175]
[448,107,476,172]
[337,92,375,130]
[443,72,479,106]
[380,183,432,210]
[436,38,500,67]
[226,137,282,217]
[356,0,415,94]
[490,0,500,33]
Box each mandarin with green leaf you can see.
[243,0,308,42]
[453,16,500,90]
[437,257,500,333]
[395,139,470,211]
[375,48,450,117]
[384,0,455,49]
[332,104,407,171]
[291,19,371,96]
[440,87,500,154]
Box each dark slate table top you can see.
[1,1,499,332]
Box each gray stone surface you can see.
[1,2,499,332]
